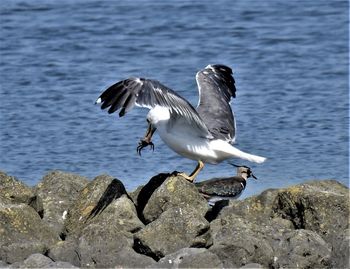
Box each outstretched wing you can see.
[96,78,211,136]
[196,64,237,143]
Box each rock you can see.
[85,195,144,233]
[150,248,223,268]
[77,223,132,267]
[0,260,9,268]
[106,248,156,269]
[134,205,212,260]
[225,180,349,235]
[142,175,209,223]
[239,263,264,268]
[210,214,275,268]
[0,171,43,216]
[272,229,332,268]
[61,175,145,268]
[47,238,80,267]
[9,253,77,268]
[78,223,154,268]
[64,175,129,235]
[35,170,88,236]
[327,228,349,269]
[132,173,170,222]
[128,184,144,205]
[209,180,347,268]
[0,202,59,264]
[272,180,349,235]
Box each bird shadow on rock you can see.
[204,199,230,222]
[86,178,129,221]
[135,173,172,223]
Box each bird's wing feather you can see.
[195,177,245,197]
[196,64,237,143]
[96,78,211,136]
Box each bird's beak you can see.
[251,173,258,180]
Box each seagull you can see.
[195,164,257,205]
[95,64,266,182]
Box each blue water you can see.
[0,0,348,198]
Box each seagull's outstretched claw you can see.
[137,139,155,156]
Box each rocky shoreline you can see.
[0,170,349,268]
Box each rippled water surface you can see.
[1,0,348,197]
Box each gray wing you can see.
[196,64,237,143]
[96,78,211,136]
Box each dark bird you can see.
[196,164,257,205]
[96,64,266,182]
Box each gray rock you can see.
[0,171,43,216]
[78,223,154,268]
[35,170,88,236]
[151,248,223,268]
[128,184,144,205]
[330,228,350,269]
[239,263,265,269]
[134,205,212,260]
[9,253,77,268]
[64,175,129,235]
[77,223,133,268]
[272,229,332,268]
[109,248,156,268]
[58,174,150,268]
[210,180,347,268]
[210,214,275,268]
[0,202,59,264]
[0,260,9,268]
[142,175,209,223]
[47,238,80,267]
[84,195,144,234]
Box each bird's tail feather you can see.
[210,140,266,164]
[229,146,266,163]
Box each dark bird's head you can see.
[229,163,257,180]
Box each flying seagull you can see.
[196,164,257,205]
[96,64,266,182]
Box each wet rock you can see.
[0,202,59,264]
[35,170,88,236]
[150,248,223,268]
[0,171,43,216]
[134,205,212,260]
[64,175,130,235]
[142,175,209,223]
[9,253,77,268]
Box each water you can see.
[0,0,348,198]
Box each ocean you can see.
[0,0,348,198]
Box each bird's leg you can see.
[177,160,204,182]
[137,121,156,155]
